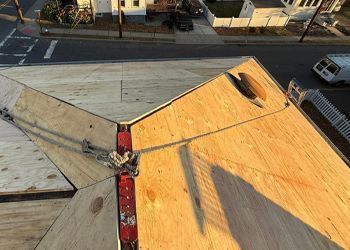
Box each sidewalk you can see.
[221,34,350,44]
[44,27,175,43]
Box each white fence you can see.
[305,89,350,143]
[202,4,290,28]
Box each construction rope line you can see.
[0,108,140,177]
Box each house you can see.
[1,57,350,248]
[281,0,346,20]
[77,0,147,23]
[238,0,290,26]
[239,0,287,18]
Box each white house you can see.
[281,0,345,20]
[238,0,290,26]
[239,0,287,18]
[77,0,147,23]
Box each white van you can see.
[312,54,350,86]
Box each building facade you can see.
[281,0,345,20]
[77,0,147,23]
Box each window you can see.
[326,64,339,75]
[121,0,125,6]
[320,58,331,67]
[133,0,139,7]
[299,0,306,6]
[288,0,294,4]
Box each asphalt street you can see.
[0,0,349,114]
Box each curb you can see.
[41,32,175,43]
[223,39,350,45]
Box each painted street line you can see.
[0,28,16,47]
[26,39,38,52]
[10,36,32,40]
[44,40,58,59]
[18,58,26,65]
[0,53,27,57]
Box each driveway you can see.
[175,16,223,44]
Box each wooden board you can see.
[36,177,118,250]
[0,58,245,122]
[0,75,23,112]
[0,198,70,249]
[131,58,350,249]
[0,119,73,195]
[12,87,117,189]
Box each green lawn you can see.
[340,6,350,18]
[205,1,243,18]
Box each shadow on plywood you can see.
[179,144,343,249]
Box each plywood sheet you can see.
[0,119,73,195]
[0,198,70,249]
[0,74,23,112]
[12,87,117,189]
[131,58,350,249]
[0,58,245,121]
[36,177,118,250]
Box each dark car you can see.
[175,13,194,31]
[182,0,203,16]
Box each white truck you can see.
[312,54,350,86]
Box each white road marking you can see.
[0,53,26,56]
[18,58,26,65]
[26,39,38,52]
[0,28,16,47]
[10,36,31,40]
[44,40,58,59]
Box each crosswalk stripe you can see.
[44,40,58,59]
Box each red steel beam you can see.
[116,127,138,248]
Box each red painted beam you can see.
[116,129,138,247]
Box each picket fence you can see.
[305,89,350,143]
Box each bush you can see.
[248,27,256,33]
[41,0,61,21]
[41,0,92,25]
[206,0,216,3]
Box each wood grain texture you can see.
[12,87,117,189]
[0,58,245,122]
[0,75,23,112]
[0,198,70,250]
[36,177,118,250]
[131,58,350,249]
[0,119,73,195]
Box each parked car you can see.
[312,54,350,86]
[175,13,194,31]
[182,0,203,16]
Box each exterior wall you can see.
[281,0,342,20]
[84,0,146,22]
[111,0,146,15]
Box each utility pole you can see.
[299,0,328,43]
[118,0,122,38]
[13,0,24,24]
